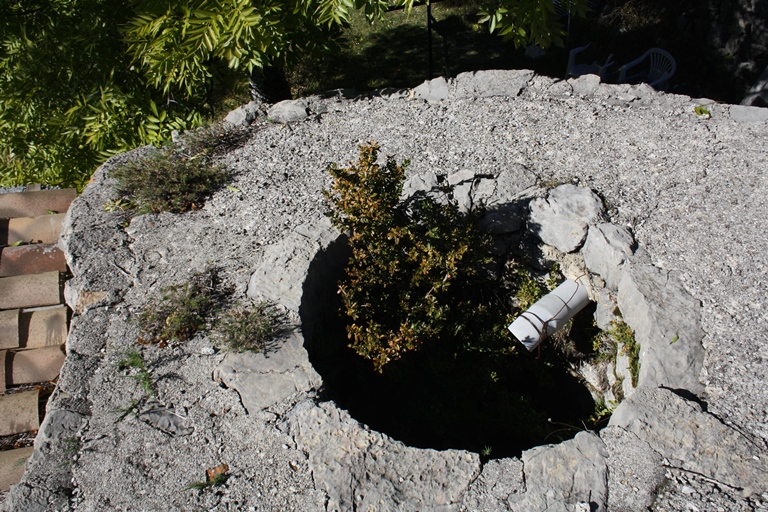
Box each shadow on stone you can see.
[301,233,598,459]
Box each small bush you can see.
[110,144,229,214]
[138,268,230,345]
[325,143,503,372]
[217,301,285,353]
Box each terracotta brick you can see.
[0,243,67,277]
[6,345,66,385]
[0,188,76,218]
[0,446,34,491]
[0,309,19,349]
[0,271,62,310]
[20,306,69,349]
[2,214,65,245]
[0,350,6,393]
[0,389,40,436]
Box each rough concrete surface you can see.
[3,70,768,511]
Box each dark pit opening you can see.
[301,234,600,459]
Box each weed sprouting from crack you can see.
[116,349,155,397]
[610,319,640,388]
[138,267,232,346]
[216,301,287,353]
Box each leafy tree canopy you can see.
[0,0,586,189]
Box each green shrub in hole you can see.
[324,142,512,372]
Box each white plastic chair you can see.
[618,48,676,90]
[566,43,614,80]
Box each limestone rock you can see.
[224,100,261,126]
[569,74,602,97]
[514,432,608,512]
[582,223,636,291]
[475,165,538,208]
[281,400,481,511]
[448,169,476,212]
[213,333,321,413]
[529,184,604,253]
[401,172,439,200]
[617,264,704,394]
[460,458,525,511]
[610,387,768,496]
[412,77,450,103]
[729,104,768,123]
[600,426,664,512]
[247,218,339,312]
[454,69,534,98]
[267,99,309,123]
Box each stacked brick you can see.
[0,187,75,492]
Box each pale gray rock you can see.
[267,99,310,123]
[248,218,339,312]
[280,400,481,512]
[600,425,664,512]
[593,289,619,330]
[454,69,534,98]
[224,100,261,126]
[729,104,768,123]
[513,432,608,512]
[460,458,525,511]
[448,169,476,212]
[138,401,194,436]
[610,387,768,496]
[471,165,538,211]
[582,223,636,290]
[401,172,439,199]
[213,333,321,413]
[412,76,450,102]
[476,165,538,208]
[529,184,604,253]
[569,74,602,97]
[617,263,705,394]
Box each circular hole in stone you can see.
[301,234,606,459]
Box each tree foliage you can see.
[1,0,586,189]
[479,0,591,48]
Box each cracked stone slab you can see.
[514,431,608,512]
[213,332,322,413]
[529,184,604,253]
[617,263,705,394]
[281,400,480,511]
[247,218,338,313]
[460,458,525,511]
[609,386,768,496]
[582,223,636,291]
[453,69,534,98]
[600,425,664,511]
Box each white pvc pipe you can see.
[508,279,591,351]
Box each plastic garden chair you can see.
[618,48,676,90]
[565,43,614,80]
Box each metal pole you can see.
[427,2,433,79]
